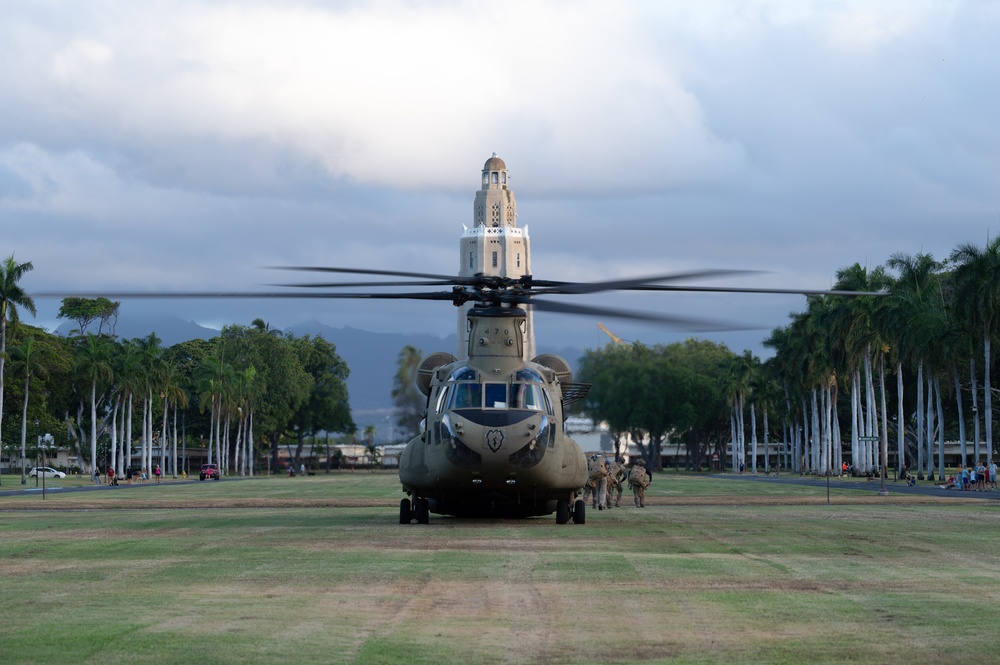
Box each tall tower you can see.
[457,153,535,359]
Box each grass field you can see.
[2,472,998,665]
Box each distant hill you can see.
[286,320,459,412]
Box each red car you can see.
[199,463,220,481]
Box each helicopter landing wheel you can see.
[555,498,569,524]
[572,499,586,525]
[400,498,412,524]
[414,498,430,524]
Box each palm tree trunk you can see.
[916,360,924,478]
[878,353,889,493]
[851,370,860,473]
[109,397,118,477]
[897,361,905,476]
[925,371,934,479]
[935,377,945,480]
[248,410,254,477]
[90,379,98,473]
[953,363,967,467]
[125,393,133,474]
[984,331,992,454]
[171,403,178,478]
[971,355,980,464]
[730,409,737,473]
[763,408,770,473]
[750,402,758,473]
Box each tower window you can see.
[492,172,498,184]
[469,252,474,269]
[502,173,507,184]
[492,251,498,268]
[517,253,521,268]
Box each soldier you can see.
[583,454,609,510]
[605,458,626,508]
[628,458,651,507]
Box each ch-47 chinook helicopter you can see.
[264,264,883,525]
[39,264,881,524]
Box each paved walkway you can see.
[719,472,999,500]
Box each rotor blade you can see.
[268,265,466,283]
[527,270,760,295]
[274,279,458,289]
[32,290,465,301]
[523,298,752,331]
[616,285,888,296]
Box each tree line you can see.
[577,238,1000,480]
[0,255,355,478]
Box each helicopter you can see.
[38,265,882,525]
[261,264,884,524]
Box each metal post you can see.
[34,421,40,488]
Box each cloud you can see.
[0,1,747,196]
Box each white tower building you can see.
[457,154,535,360]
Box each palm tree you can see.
[8,336,47,485]
[75,335,114,473]
[0,255,36,458]
[951,238,1000,458]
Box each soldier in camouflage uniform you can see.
[583,454,609,510]
[628,458,651,507]
[605,458,626,508]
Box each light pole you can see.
[40,434,52,500]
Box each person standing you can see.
[628,458,651,507]
[605,458,625,508]
[989,459,997,490]
[154,464,161,484]
[583,455,609,510]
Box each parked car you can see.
[200,463,220,481]
[28,466,66,479]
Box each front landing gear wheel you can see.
[573,499,586,524]
[556,498,569,524]
[415,498,430,524]
[400,498,412,524]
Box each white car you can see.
[27,467,66,479]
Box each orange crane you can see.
[597,322,628,346]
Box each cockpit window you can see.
[448,383,482,409]
[484,383,507,409]
[514,368,543,382]
[449,367,478,382]
[510,383,544,411]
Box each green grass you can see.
[1,473,998,664]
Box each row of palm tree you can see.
[1,251,354,478]
[734,238,1000,480]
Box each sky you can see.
[3,0,999,357]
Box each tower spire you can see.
[457,154,534,360]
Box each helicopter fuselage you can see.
[399,306,588,519]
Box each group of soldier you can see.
[582,454,651,510]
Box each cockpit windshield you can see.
[437,365,553,414]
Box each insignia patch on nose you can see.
[486,429,505,453]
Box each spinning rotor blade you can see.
[269,266,467,283]
[523,298,749,331]
[529,269,760,295]
[621,285,887,296]
[32,290,467,302]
